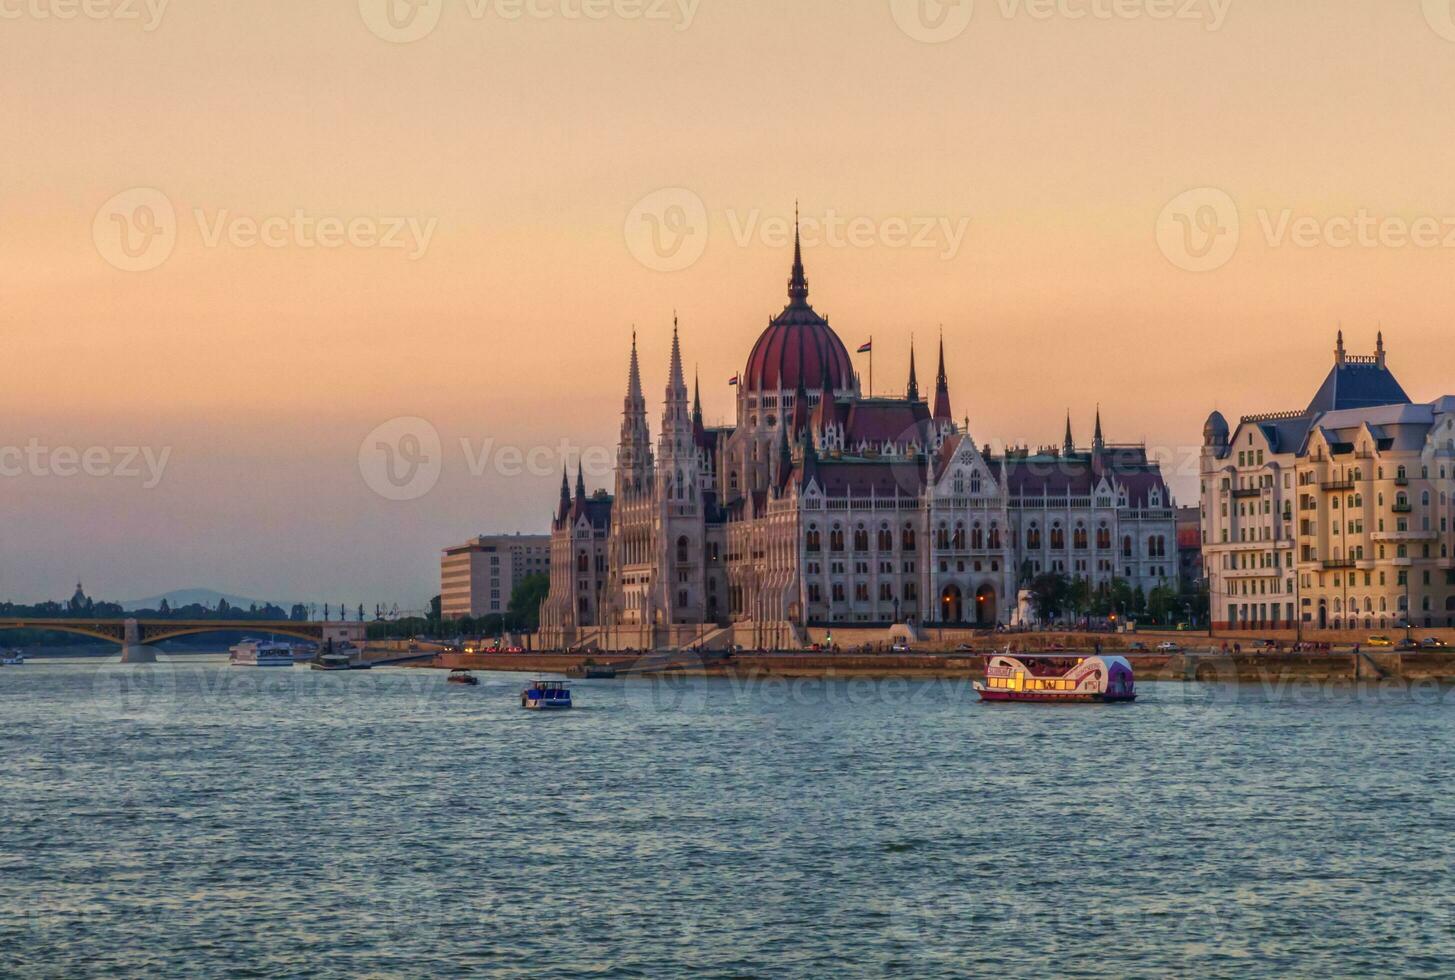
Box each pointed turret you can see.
[1093,406,1105,454]
[617,329,653,497]
[558,465,572,520]
[907,341,920,401]
[1063,412,1075,456]
[792,376,811,436]
[1335,328,1346,365]
[932,331,952,422]
[788,203,809,306]
[575,460,586,501]
[1376,329,1386,367]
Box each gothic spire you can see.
[626,328,644,412]
[575,460,586,500]
[788,202,809,305]
[667,314,686,395]
[1093,405,1105,453]
[907,340,920,402]
[1063,412,1075,455]
[932,328,952,422]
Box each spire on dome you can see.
[788,202,809,306]
[932,328,952,422]
[907,340,920,401]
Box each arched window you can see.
[806,526,821,552]
[1073,526,1088,550]
[1050,524,1065,550]
[952,523,966,550]
[577,551,588,573]
[677,536,689,564]
[971,523,984,550]
[830,525,845,552]
[988,524,1001,550]
[1122,535,1133,558]
[854,525,869,552]
[936,524,950,550]
[1027,524,1042,549]
[902,524,917,551]
[878,526,893,551]
[1096,525,1111,550]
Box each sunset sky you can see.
[5,0,1455,607]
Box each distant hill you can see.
[120,588,287,613]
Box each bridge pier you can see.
[119,618,156,664]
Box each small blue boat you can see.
[521,679,572,711]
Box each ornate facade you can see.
[541,232,1178,649]
[1201,333,1455,632]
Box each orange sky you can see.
[4,0,1455,605]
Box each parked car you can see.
[1155,641,1181,653]
[1127,642,1149,652]
[890,642,910,653]
[1421,637,1449,649]
[1366,635,1394,647]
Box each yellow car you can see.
[1366,635,1394,647]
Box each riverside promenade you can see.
[419,644,1455,683]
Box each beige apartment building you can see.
[1201,333,1455,632]
[440,533,550,619]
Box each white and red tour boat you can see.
[974,652,1136,703]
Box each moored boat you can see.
[0,650,25,666]
[447,669,480,686]
[229,639,296,667]
[310,651,372,671]
[974,653,1136,703]
[521,679,572,710]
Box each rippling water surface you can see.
[2,656,1454,977]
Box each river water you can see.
[2,656,1453,977]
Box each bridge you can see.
[0,617,369,661]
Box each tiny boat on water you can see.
[0,650,25,666]
[229,640,296,667]
[447,669,480,686]
[974,652,1136,703]
[521,679,572,710]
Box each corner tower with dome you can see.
[540,225,1178,650]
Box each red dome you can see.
[742,239,853,393]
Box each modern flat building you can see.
[440,533,550,619]
[1201,333,1455,632]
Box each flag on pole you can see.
[857,340,872,354]
[728,374,739,386]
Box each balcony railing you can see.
[1392,502,1413,513]
[1321,558,1355,570]
[1231,487,1262,499]
[1320,479,1355,491]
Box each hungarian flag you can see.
[728,375,739,386]
[857,340,872,354]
